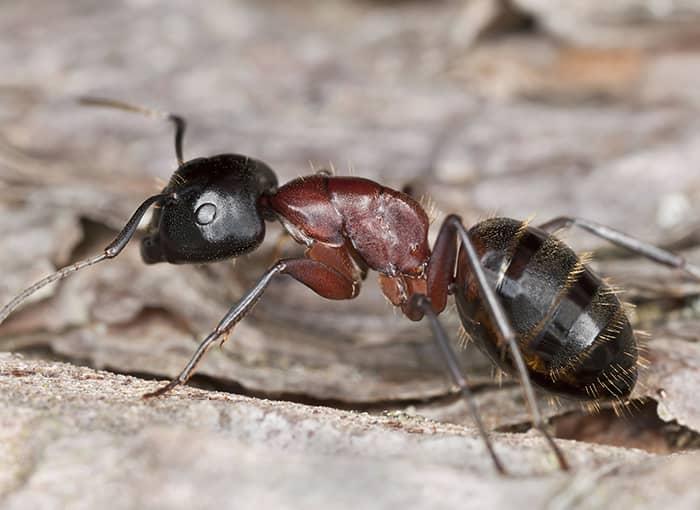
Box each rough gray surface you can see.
[0,354,662,510]
[513,0,700,48]
[2,0,700,405]
[2,1,700,508]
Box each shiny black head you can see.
[141,154,278,264]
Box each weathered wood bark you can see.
[2,1,700,507]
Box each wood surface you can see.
[2,1,700,508]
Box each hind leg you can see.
[539,216,700,280]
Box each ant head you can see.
[141,154,278,264]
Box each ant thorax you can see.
[266,174,431,278]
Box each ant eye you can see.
[195,202,217,225]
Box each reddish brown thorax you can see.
[264,175,431,318]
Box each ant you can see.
[2,97,700,475]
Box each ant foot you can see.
[142,379,182,399]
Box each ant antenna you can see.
[0,193,168,325]
[78,96,187,166]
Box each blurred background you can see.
[2,0,700,454]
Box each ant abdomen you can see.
[454,217,638,401]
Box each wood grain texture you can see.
[1,1,700,506]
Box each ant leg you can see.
[143,257,358,398]
[78,96,187,166]
[410,294,506,474]
[443,215,570,471]
[143,261,287,398]
[539,216,700,280]
[0,193,168,325]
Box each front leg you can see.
[143,257,359,398]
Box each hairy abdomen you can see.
[454,217,638,401]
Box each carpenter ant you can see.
[2,97,700,475]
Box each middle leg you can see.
[409,294,506,474]
[424,214,570,471]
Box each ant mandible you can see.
[2,97,700,475]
